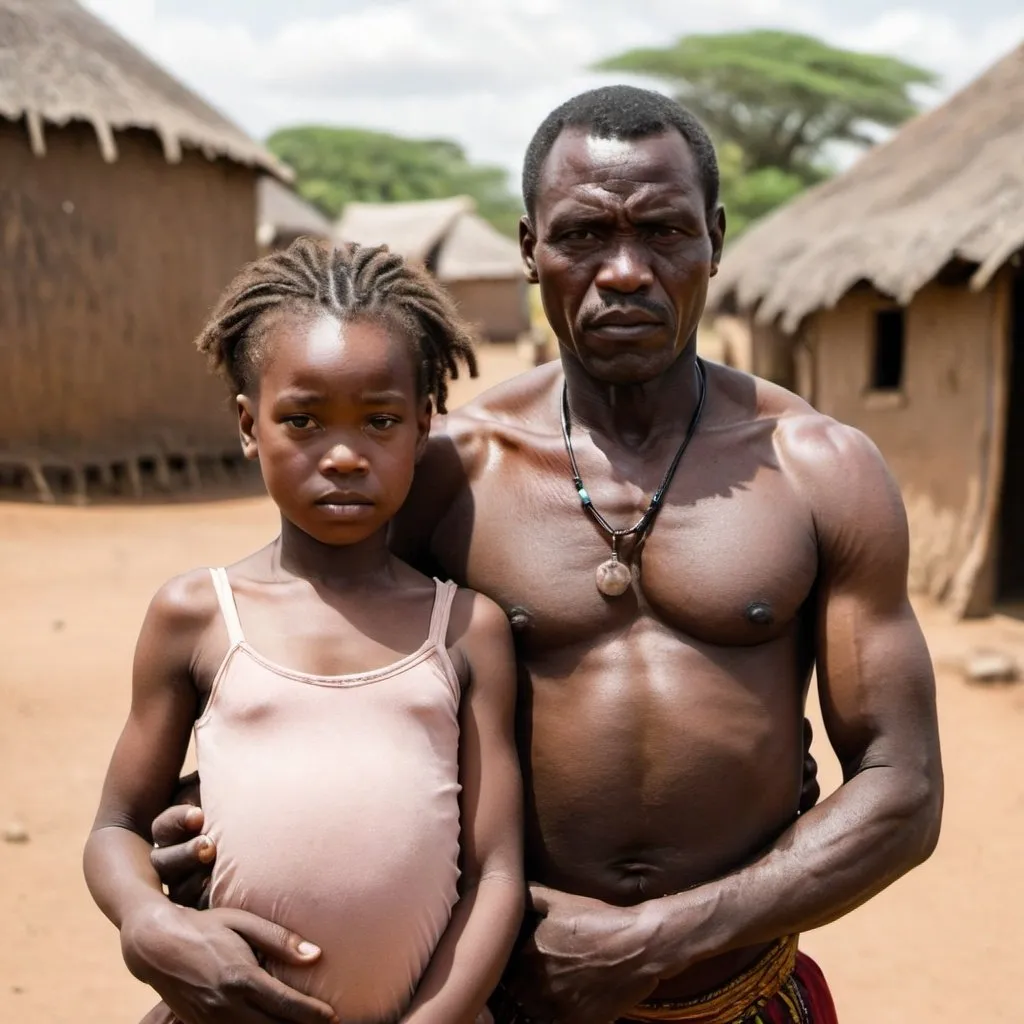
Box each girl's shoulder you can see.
[147,550,268,629]
[143,566,223,643]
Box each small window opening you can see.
[872,308,905,391]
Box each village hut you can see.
[708,41,1024,617]
[257,177,333,253]
[0,0,289,503]
[337,197,530,343]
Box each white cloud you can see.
[80,0,1024,183]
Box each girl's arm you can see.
[401,592,525,1024]
[83,570,336,1024]
[84,572,206,927]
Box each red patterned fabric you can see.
[752,952,838,1023]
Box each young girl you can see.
[83,239,524,1024]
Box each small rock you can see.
[964,650,1020,684]
[3,822,29,844]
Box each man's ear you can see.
[237,395,259,460]
[520,215,538,284]
[709,204,726,277]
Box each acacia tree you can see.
[595,30,937,233]
[267,127,523,237]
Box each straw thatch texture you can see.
[337,196,474,263]
[258,178,333,249]
[436,212,523,282]
[336,196,530,341]
[0,0,288,177]
[710,41,1024,333]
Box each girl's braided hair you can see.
[196,237,478,413]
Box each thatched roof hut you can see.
[0,0,288,177]
[0,0,287,503]
[337,197,530,342]
[257,178,333,251]
[708,41,1024,618]
[710,42,1024,331]
[337,196,474,265]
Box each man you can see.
[132,86,942,1023]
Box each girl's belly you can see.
[197,701,462,1022]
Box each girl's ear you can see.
[237,395,259,460]
[415,397,432,463]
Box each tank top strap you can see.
[208,567,245,647]
[427,578,458,650]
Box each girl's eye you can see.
[284,415,315,430]
[369,416,399,431]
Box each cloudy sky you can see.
[83,0,1024,183]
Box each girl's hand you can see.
[121,901,338,1024]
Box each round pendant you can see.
[596,557,632,597]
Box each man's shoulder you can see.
[709,360,896,512]
[742,372,905,541]
[429,361,561,469]
[448,360,561,428]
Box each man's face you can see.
[521,128,724,385]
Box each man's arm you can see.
[511,420,941,1024]
[400,592,525,1024]
[645,418,942,970]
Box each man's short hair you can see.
[522,85,719,218]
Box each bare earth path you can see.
[2,349,1022,1022]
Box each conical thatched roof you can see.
[0,0,288,177]
[336,196,523,281]
[257,179,333,246]
[336,196,474,263]
[435,212,523,282]
[710,41,1024,332]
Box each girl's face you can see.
[237,310,430,546]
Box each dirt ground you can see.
[2,344,1023,1022]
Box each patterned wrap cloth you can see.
[491,935,838,1024]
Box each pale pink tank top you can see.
[195,569,463,1024]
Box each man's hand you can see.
[151,773,216,909]
[121,900,337,1024]
[502,885,662,1024]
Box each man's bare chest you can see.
[432,452,820,649]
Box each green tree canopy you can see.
[595,29,937,233]
[266,126,523,237]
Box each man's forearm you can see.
[647,765,942,976]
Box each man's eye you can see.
[284,415,315,430]
[369,416,399,431]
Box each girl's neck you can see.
[274,518,395,586]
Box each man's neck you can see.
[561,346,703,449]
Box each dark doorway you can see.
[996,267,1024,603]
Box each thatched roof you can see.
[710,41,1024,332]
[337,196,523,282]
[0,0,288,177]
[336,196,474,263]
[436,212,523,282]
[257,179,333,246]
